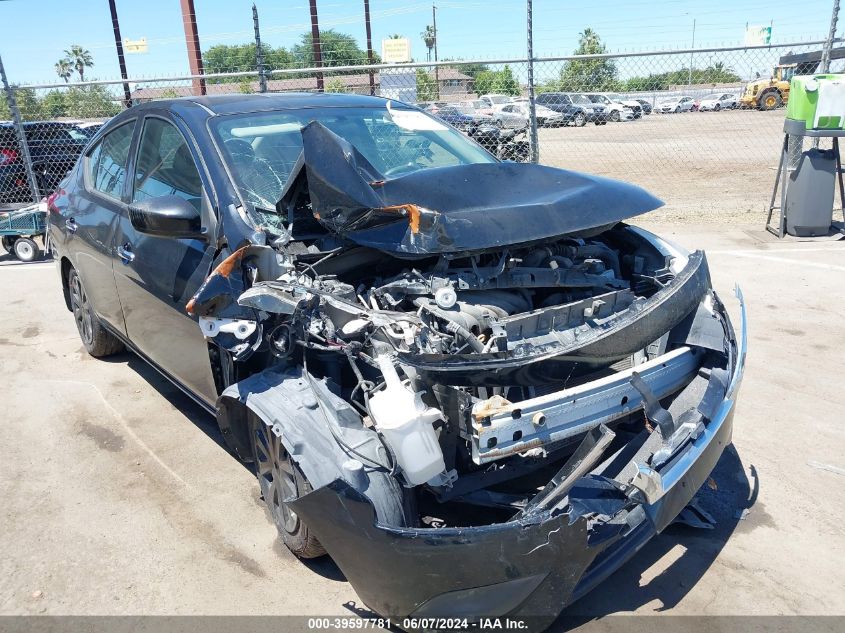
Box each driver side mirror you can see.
[128,195,203,239]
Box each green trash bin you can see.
[787,74,845,129]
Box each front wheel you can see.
[68,268,124,357]
[714,104,721,111]
[610,110,621,122]
[573,112,586,127]
[759,91,782,110]
[252,416,326,559]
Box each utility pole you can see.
[364,0,375,95]
[432,3,439,100]
[107,0,132,108]
[253,3,267,93]
[526,0,539,164]
[309,0,324,91]
[687,18,696,86]
[179,0,206,95]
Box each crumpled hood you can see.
[289,121,663,257]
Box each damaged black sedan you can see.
[49,94,746,628]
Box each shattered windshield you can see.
[211,103,495,218]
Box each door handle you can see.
[66,217,78,234]
[117,242,135,264]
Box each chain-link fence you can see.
[3,39,843,220]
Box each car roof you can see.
[131,92,403,117]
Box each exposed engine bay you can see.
[191,217,733,524]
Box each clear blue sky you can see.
[0,0,839,84]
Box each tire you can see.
[13,237,38,262]
[67,268,124,357]
[251,416,326,559]
[674,106,681,113]
[714,104,721,111]
[2,236,15,253]
[759,91,782,110]
[610,110,621,122]
[494,119,503,129]
[573,112,586,127]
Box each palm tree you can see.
[421,25,435,62]
[55,59,73,83]
[64,45,94,81]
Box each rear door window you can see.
[86,121,135,200]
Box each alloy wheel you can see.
[253,423,300,534]
[69,273,94,346]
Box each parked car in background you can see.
[478,94,516,111]
[462,99,494,117]
[495,102,566,128]
[587,93,643,118]
[657,96,696,113]
[698,93,739,111]
[1,121,90,205]
[535,92,607,125]
[583,94,635,122]
[74,120,108,137]
[634,99,653,114]
[433,104,493,131]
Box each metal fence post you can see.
[253,3,267,93]
[821,0,840,72]
[0,53,40,204]
[526,0,539,163]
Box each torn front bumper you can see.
[288,288,747,628]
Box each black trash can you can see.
[785,148,836,237]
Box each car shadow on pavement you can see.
[548,443,757,629]
[111,351,240,463]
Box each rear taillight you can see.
[0,148,19,166]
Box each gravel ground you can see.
[537,108,790,224]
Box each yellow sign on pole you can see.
[381,38,411,63]
[124,38,148,54]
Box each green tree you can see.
[421,25,435,61]
[55,59,73,83]
[63,45,94,81]
[415,69,437,101]
[203,43,295,82]
[324,78,347,93]
[63,85,120,118]
[474,65,520,96]
[0,88,43,120]
[623,64,741,91]
[556,28,619,92]
[292,29,378,68]
[41,90,68,117]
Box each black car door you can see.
[69,118,138,331]
[112,113,218,405]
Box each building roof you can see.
[130,68,473,101]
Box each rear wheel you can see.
[68,268,124,357]
[13,237,38,262]
[251,416,326,559]
[2,236,15,253]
